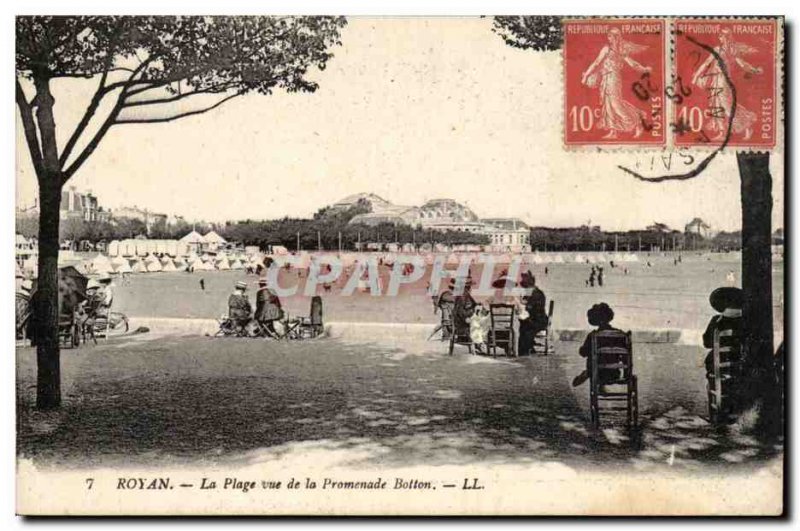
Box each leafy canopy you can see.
[16,16,347,181]
[17,16,347,94]
[492,16,563,52]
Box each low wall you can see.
[129,316,706,346]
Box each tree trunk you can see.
[737,151,780,437]
[31,75,64,410]
[33,180,63,409]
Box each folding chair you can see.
[297,296,324,339]
[488,304,516,357]
[708,328,743,424]
[533,300,555,355]
[589,330,638,429]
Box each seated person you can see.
[255,277,283,337]
[228,281,252,331]
[452,279,477,340]
[95,273,114,316]
[468,304,490,354]
[703,286,743,381]
[436,282,456,339]
[519,272,548,356]
[572,303,627,387]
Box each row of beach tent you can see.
[81,252,257,276]
[18,250,643,278]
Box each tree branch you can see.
[15,79,45,178]
[60,54,155,170]
[123,83,235,107]
[58,68,109,168]
[115,91,243,124]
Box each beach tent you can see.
[164,241,177,256]
[130,259,146,273]
[118,240,134,257]
[113,258,132,274]
[90,254,114,275]
[161,258,177,272]
[216,258,231,270]
[107,240,120,257]
[203,231,226,245]
[230,259,244,270]
[180,230,204,244]
[111,255,131,270]
[146,260,162,272]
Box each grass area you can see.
[17,334,782,472]
[107,252,784,332]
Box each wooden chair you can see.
[448,305,473,355]
[448,327,474,355]
[296,296,324,339]
[533,300,555,355]
[708,328,743,423]
[488,304,516,357]
[589,330,638,429]
[58,311,80,349]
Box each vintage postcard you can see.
[15,15,785,516]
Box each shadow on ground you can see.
[16,335,782,472]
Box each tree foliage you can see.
[492,16,563,52]
[16,16,348,182]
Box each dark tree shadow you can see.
[16,335,782,472]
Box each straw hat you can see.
[235,280,248,290]
[709,287,743,313]
[587,303,614,326]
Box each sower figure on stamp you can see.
[581,28,652,139]
[691,28,763,141]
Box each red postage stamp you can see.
[673,19,779,148]
[563,19,666,147]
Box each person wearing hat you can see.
[518,273,548,356]
[452,277,477,341]
[255,277,283,338]
[572,302,625,387]
[228,280,253,332]
[434,280,456,340]
[702,286,743,379]
[93,273,115,317]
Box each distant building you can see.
[482,218,530,250]
[339,193,531,252]
[60,186,105,222]
[113,206,168,233]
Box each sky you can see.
[15,17,784,232]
